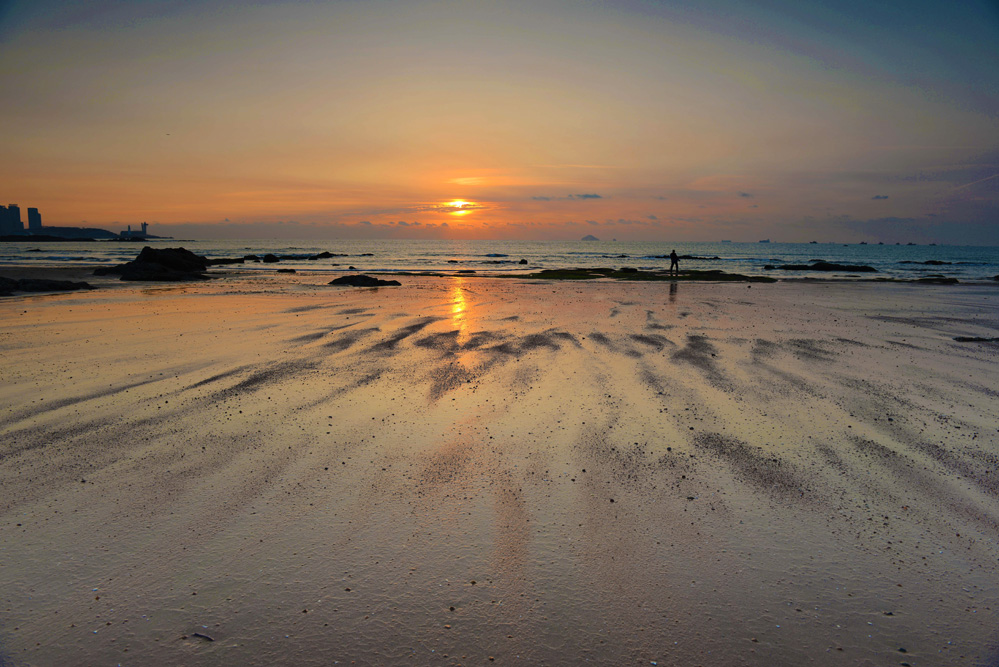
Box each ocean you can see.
[2,238,998,283]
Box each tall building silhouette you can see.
[1,204,24,235]
[27,207,41,230]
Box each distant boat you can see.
[759,239,770,243]
[859,241,867,245]
[720,240,732,243]
[809,241,817,244]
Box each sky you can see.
[1,0,997,243]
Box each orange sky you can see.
[1,1,997,243]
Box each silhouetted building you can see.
[120,222,149,239]
[27,207,41,230]
[1,204,24,235]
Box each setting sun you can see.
[442,200,476,216]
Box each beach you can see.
[1,272,998,665]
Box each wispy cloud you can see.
[568,193,603,200]
[872,194,890,199]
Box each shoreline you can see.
[2,262,998,290]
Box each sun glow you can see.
[446,200,473,215]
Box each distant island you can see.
[581,234,599,241]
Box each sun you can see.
[444,200,474,215]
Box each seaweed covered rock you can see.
[767,262,877,272]
[328,274,401,287]
[0,276,93,295]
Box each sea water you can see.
[1,238,998,282]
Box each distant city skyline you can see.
[1,1,997,244]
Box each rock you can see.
[15,278,94,292]
[262,254,280,263]
[1,276,94,294]
[519,259,528,264]
[619,267,638,273]
[308,251,334,260]
[94,246,211,281]
[773,262,877,272]
[277,268,296,273]
[207,257,245,265]
[328,274,401,287]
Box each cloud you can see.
[738,192,753,198]
[647,214,658,220]
[532,196,552,201]
[872,194,890,199]
[569,193,603,199]
[421,202,488,214]
[358,220,371,225]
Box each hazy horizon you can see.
[1,0,997,244]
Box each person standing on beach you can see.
[669,249,679,276]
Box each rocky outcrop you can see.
[328,275,401,287]
[765,262,877,272]
[94,246,210,281]
[0,276,94,295]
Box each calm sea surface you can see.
[2,239,998,282]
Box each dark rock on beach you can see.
[94,246,211,281]
[767,262,877,272]
[0,276,94,295]
[262,254,280,263]
[328,274,401,287]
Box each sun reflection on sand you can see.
[451,278,470,346]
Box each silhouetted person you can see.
[669,249,679,275]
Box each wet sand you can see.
[1,274,998,665]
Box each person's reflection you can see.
[669,281,678,304]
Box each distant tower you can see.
[141,222,148,236]
[27,207,41,231]
[2,204,23,234]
